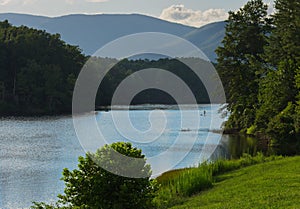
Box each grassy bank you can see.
[158,156,300,209]
[154,154,300,208]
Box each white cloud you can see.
[159,5,228,27]
[65,0,75,4]
[23,0,36,5]
[65,0,108,4]
[0,0,12,5]
[86,0,108,2]
[0,0,36,5]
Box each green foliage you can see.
[253,0,300,143]
[55,142,157,209]
[246,125,257,135]
[216,0,270,131]
[218,0,300,146]
[266,102,296,141]
[296,104,300,129]
[254,60,297,130]
[154,153,281,208]
[0,25,212,115]
[0,21,86,115]
[159,166,212,194]
[94,57,210,106]
[295,67,300,134]
[265,0,300,66]
[170,156,300,209]
[31,202,65,209]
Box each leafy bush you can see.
[32,142,158,209]
[266,102,296,143]
[246,125,257,135]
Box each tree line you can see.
[0,20,86,115]
[0,22,212,115]
[94,57,210,107]
[216,0,300,149]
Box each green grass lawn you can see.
[169,156,300,209]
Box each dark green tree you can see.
[265,0,300,67]
[254,0,300,144]
[295,67,300,144]
[255,60,297,130]
[57,142,157,209]
[216,0,270,131]
[0,21,86,115]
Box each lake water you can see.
[0,105,262,208]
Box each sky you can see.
[0,0,275,27]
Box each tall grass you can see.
[153,153,283,208]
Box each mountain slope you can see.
[184,21,226,62]
[0,13,225,61]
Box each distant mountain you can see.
[183,21,226,62]
[0,13,225,61]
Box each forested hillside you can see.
[0,22,211,115]
[0,20,86,115]
[216,0,300,151]
[94,57,210,106]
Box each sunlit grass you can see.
[169,156,300,209]
[154,153,284,208]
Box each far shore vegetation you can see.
[0,21,211,116]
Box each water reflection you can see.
[0,117,85,208]
[226,135,260,158]
[213,134,274,160]
[1,106,294,208]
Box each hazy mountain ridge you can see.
[0,13,225,61]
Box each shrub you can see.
[267,102,296,143]
[32,142,158,209]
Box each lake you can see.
[0,104,264,208]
